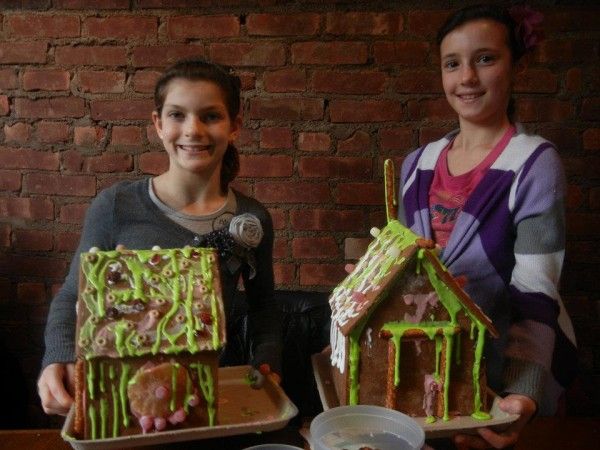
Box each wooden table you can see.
[1,417,598,450]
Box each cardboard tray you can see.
[312,352,519,439]
[62,365,298,449]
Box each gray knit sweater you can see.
[42,178,282,373]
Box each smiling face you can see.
[152,78,240,180]
[440,19,515,128]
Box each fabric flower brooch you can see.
[199,213,263,279]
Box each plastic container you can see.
[309,405,425,450]
[243,445,303,450]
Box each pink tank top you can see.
[429,126,516,247]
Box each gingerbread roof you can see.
[329,220,498,338]
[76,246,226,360]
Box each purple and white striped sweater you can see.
[398,125,577,415]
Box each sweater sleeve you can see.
[502,146,571,410]
[238,198,282,375]
[41,188,116,370]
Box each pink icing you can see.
[154,385,169,399]
[139,416,153,433]
[187,394,200,407]
[422,373,440,417]
[403,292,439,323]
[154,417,167,431]
[168,408,187,425]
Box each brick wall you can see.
[0,0,598,426]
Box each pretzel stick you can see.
[384,159,398,222]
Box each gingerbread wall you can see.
[0,0,598,426]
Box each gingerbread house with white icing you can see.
[74,246,225,439]
[329,160,499,422]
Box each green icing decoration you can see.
[119,363,130,428]
[170,363,180,412]
[111,382,119,438]
[192,363,216,426]
[88,404,97,440]
[100,398,108,439]
[99,362,105,393]
[471,322,491,420]
[348,331,361,405]
[87,361,95,400]
[425,416,436,424]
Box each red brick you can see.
[566,184,585,211]
[209,43,286,67]
[24,173,96,196]
[238,155,293,178]
[590,188,600,211]
[0,69,19,90]
[139,152,168,175]
[249,98,323,121]
[84,16,157,40]
[263,69,306,93]
[336,182,384,205]
[0,255,67,279]
[514,69,558,93]
[566,68,583,93]
[238,72,256,91]
[59,202,89,224]
[541,128,581,154]
[255,182,330,204]
[373,41,429,65]
[272,237,288,259]
[379,128,414,151]
[274,263,295,286]
[0,42,47,64]
[90,99,154,120]
[313,71,386,94]
[267,208,285,230]
[293,237,339,259]
[55,46,127,66]
[566,213,600,238]
[0,197,54,220]
[326,12,402,35]
[537,39,597,64]
[15,97,85,119]
[78,71,125,93]
[0,225,10,248]
[393,71,441,93]
[408,98,455,120]
[247,13,319,36]
[563,156,600,180]
[61,149,84,172]
[3,123,32,144]
[290,209,364,231]
[74,126,106,146]
[236,128,256,150]
[35,121,70,143]
[229,180,251,197]
[338,131,370,154]
[132,45,205,68]
[55,0,129,8]
[22,70,69,91]
[330,100,403,123]
[133,71,161,93]
[0,147,59,170]
[543,10,600,32]
[0,170,21,191]
[515,99,574,123]
[298,132,331,152]
[146,125,161,145]
[84,153,133,173]
[17,282,47,304]
[111,126,142,146]
[54,231,81,252]
[299,263,345,286]
[13,229,53,251]
[168,15,239,39]
[7,14,80,38]
[582,99,600,121]
[408,10,451,37]
[0,96,9,116]
[292,42,368,65]
[583,129,600,151]
[260,127,293,149]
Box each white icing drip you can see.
[330,326,346,373]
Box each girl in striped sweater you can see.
[398,4,577,449]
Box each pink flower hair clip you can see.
[509,4,545,51]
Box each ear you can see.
[151,111,163,139]
[229,114,243,142]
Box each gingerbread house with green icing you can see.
[329,160,498,423]
[74,246,225,440]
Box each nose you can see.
[460,63,478,85]
[184,116,206,137]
